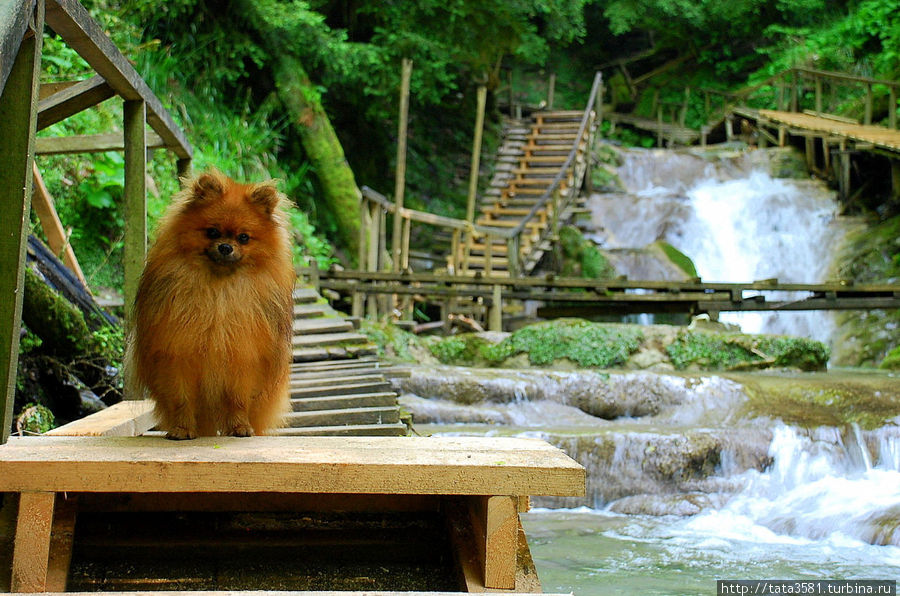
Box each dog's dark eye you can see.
[206,228,221,240]
[237,233,250,245]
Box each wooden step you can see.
[292,303,328,319]
[525,144,578,153]
[484,207,547,218]
[521,155,569,164]
[534,122,582,130]
[464,256,510,267]
[476,218,544,230]
[291,344,377,362]
[290,380,392,398]
[292,288,320,303]
[275,422,408,436]
[291,391,399,412]
[292,331,370,347]
[290,374,390,390]
[291,366,393,381]
[293,317,353,335]
[290,357,380,371]
[512,166,570,176]
[284,406,401,427]
[536,110,583,121]
[528,133,579,141]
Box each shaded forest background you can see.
[36,0,900,291]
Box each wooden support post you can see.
[122,99,147,318]
[890,87,897,130]
[864,83,873,126]
[507,236,519,278]
[814,76,823,114]
[778,125,786,147]
[805,136,815,172]
[484,235,493,276]
[489,284,502,332]
[656,105,663,148]
[547,73,556,110]
[449,229,461,274]
[468,495,518,590]
[839,141,851,202]
[0,0,44,446]
[725,115,734,141]
[45,496,77,592]
[11,491,55,592]
[400,215,411,271]
[822,138,830,172]
[791,71,799,112]
[465,85,487,224]
[366,203,379,319]
[391,58,412,273]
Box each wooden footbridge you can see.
[0,1,584,594]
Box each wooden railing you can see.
[357,71,603,280]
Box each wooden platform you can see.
[758,109,900,153]
[0,434,584,593]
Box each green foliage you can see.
[92,324,126,367]
[360,321,420,362]
[558,225,617,280]
[666,330,829,371]
[880,346,900,370]
[654,241,698,278]
[484,320,644,367]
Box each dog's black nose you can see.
[218,243,234,256]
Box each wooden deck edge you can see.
[45,400,155,437]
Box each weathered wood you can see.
[0,0,43,445]
[45,400,155,437]
[44,496,76,592]
[0,0,35,96]
[31,163,87,286]
[10,491,55,592]
[465,84,487,224]
[36,74,114,130]
[35,131,166,155]
[391,58,412,272]
[0,436,586,497]
[122,99,146,316]
[44,0,192,159]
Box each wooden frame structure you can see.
[1,402,585,593]
[0,0,192,445]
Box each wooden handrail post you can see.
[791,70,799,112]
[890,87,898,130]
[391,58,412,273]
[401,214,411,271]
[0,0,44,445]
[358,194,369,271]
[814,76,823,114]
[506,236,520,278]
[123,99,147,319]
[547,73,556,110]
[465,84,487,224]
[489,284,502,332]
[864,83,873,125]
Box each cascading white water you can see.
[588,147,850,343]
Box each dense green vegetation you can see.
[33,0,900,295]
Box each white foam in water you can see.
[679,425,900,555]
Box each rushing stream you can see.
[404,146,898,594]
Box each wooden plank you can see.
[469,495,517,590]
[0,0,35,96]
[35,131,166,154]
[43,0,192,159]
[36,74,114,129]
[45,400,156,436]
[44,496,77,592]
[10,491,55,592]
[31,163,87,286]
[0,436,586,497]
[0,0,43,445]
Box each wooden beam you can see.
[10,491,55,592]
[122,99,147,317]
[45,399,155,436]
[44,496,77,592]
[390,58,412,272]
[0,436,586,497]
[43,0,192,159]
[36,74,114,130]
[0,0,43,446]
[469,495,518,590]
[35,131,165,154]
[31,163,87,286]
[0,0,35,96]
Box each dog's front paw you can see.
[166,426,197,440]
[227,424,254,437]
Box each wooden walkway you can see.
[757,109,900,153]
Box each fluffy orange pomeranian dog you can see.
[126,169,295,439]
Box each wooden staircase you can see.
[459,109,594,277]
[285,287,407,436]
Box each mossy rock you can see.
[558,225,617,280]
[650,241,698,279]
[361,320,435,363]
[880,345,900,370]
[665,330,829,372]
[590,164,625,192]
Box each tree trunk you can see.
[235,0,361,255]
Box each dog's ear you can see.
[188,171,225,204]
[249,183,280,216]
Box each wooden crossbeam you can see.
[36,75,114,130]
[35,131,166,155]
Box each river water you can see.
[405,146,899,594]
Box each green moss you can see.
[558,225,616,280]
[482,319,644,368]
[666,330,829,371]
[741,376,900,430]
[880,345,900,370]
[15,403,56,435]
[359,320,417,362]
[652,241,698,279]
[428,335,493,365]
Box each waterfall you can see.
[588,146,851,343]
